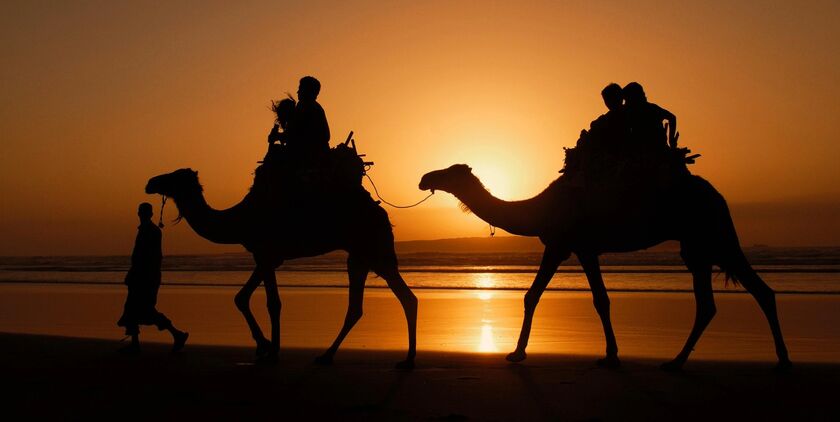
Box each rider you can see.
[267,97,296,145]
[622,82,677,150]
[588,83,626,149]
[285,76,331,165]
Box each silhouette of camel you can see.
[419,164,791,370]
[145,169,417,368]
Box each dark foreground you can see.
[4,334,839,421]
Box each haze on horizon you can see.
[2,0,839,255]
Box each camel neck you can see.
[454,179,545,237]
[171,189,246,245]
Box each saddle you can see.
[561,140,698,192]
[252,132,373,203]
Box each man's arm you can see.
[652,103,677,148]
[315,104,330,145]
[660,106,677,148]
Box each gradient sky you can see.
[2,0,839,255]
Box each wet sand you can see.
[2,284,840,419]
[1,284,838,362]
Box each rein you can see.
[364,173,434,209]
[158,195,167,228]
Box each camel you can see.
[145,168,417,368]
[418,164,791,370]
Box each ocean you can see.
[2,246,839,294]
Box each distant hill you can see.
[395,236,542,253]
[394,236,681,254]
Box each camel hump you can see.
[560,144,695,192]
[250,140,373,206]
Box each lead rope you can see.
[489,225,496,237]
[364,173,434,209]
[158,195,167,228]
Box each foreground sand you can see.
[3,333,839,420]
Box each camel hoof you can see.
[172,332,189,353]
[660,359,685,372]
[395,359,415,371]
[117,344,140,355]
[596,355,621,369]
[314,354,334,366]
[256,353,278,365]
[255,339,275,358]
[775,359,793,372]
[506,350,527,363]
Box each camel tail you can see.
[698,176,746,288]
[716,199,747,288]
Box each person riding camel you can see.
[267,96,296,146]
[564,83,627,183]
[622,82,677,150]
[587,83,627,150]
[285,76,331,166]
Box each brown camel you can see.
[418,164,791,370]
[145,168,417,368]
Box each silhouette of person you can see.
[588,83,627,148]
[117,202,188,354]
[285,76,331,163]
[267,97,297,145]
[622,82,677,149]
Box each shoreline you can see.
[1,279,839,295]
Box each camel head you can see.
[419,164,478,195]
[146,168,203,198]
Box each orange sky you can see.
[2,1,839,255]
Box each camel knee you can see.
[347,307,363,324]
[266,295,281,314]
[698,303,717,323]
[593,295,610,316]
[234,291,251,312]
[524,292,541,313]
[401,292,418,313]
[756,285,776,303]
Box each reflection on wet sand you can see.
[473,274,501,352]
[3,284,839,362]
[478,323,498,352]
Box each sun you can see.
[470,165,516,199]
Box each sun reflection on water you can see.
[473,273,496,289]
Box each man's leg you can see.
[117,287,142,354]
[118,326,141,354]
[151,311,188,352]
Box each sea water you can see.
[2,247,838,293]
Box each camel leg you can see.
[234,269,271,355]
[732,260,792,370]
[661,263,715,371]
[506,247,567,363]
[261,267,281,361]
[578,253,620,368]
[375,264,418,369]
[315,255,369,365]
